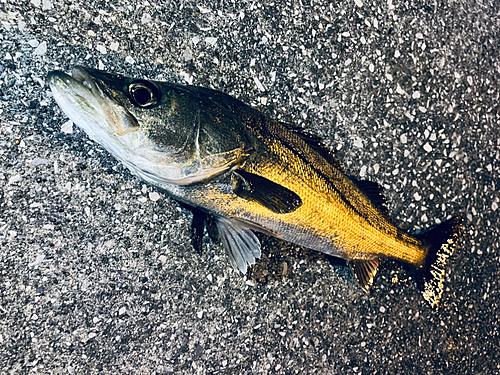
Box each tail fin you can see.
[414,216,464,308]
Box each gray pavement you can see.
[1,0,499,374]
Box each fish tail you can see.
[413,215,464,308]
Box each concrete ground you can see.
[0,0,499,373]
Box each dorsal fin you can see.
[350,177,390,217]
[279,122,344,172]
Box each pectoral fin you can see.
[348,259,380,293]
[232,170,302,214]
[215,217,261,274]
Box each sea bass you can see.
[47,66,463,308]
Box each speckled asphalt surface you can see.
[0,0,499,374]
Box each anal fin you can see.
[348,259,380,293]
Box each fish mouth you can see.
[47,66,101,104]
[48,66,139,138]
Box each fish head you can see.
[47,66,248,185]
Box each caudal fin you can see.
[414,216,464,308]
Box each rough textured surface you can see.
[1,0,499,374]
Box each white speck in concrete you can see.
[394,50,401,58]
[28,39,39,48]
[353,137,363,148]
[29,254,45,267]
[42,0,52,10]
[8,174,21,184]
[373,163,380,174]
[344,58,352,66]
[197,311,203,319]
[141,13,152,24]
[354,0,363,7]
[205,37,218,46]
[110,42,119,51]
[33,41,47,56]
[405,112,414,121]
[492,201,498,212]
[149,192,160,202]
[412,91,421,99]
[423,142,432,152]
[414,192,422,201]
[96,45,106,54]
[88,332,97,339]
[119,307,126,315]
[359,165,367,177]
[125,56,135,64]
[30,0,41,7]
[400,134,407,144]
[396,84,406,95]
[416,32,423,39]
[369,63,374,72]
[31,314,39,320]
[379,306,386,313]
[159,255,167,264]
[254,77,265,92]
[61,120,73,134]
[467,76,473,85]
[429,133,437,141]
[114,203,122,210]
[32,158,48,166]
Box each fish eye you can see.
[128,81,160,108]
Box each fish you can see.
[47,66,464,308]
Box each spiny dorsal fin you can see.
[348,259,380,293]
[350,177,390,217]
[232,169,303,214]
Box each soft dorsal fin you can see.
[279,122,344,172]
[348,259,380,293]
[215,217,261,274]
[350,177,390,217]
[232,169,303,214]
